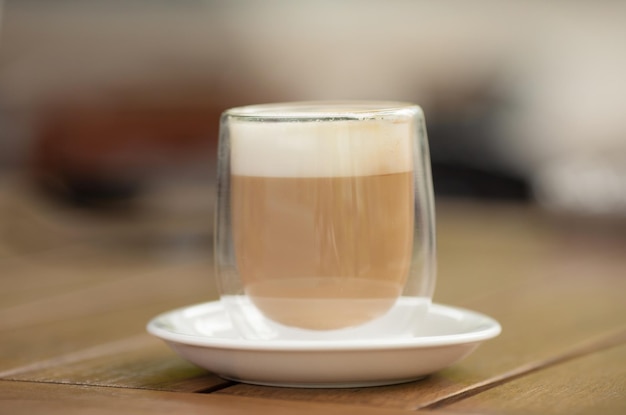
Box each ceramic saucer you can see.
[147,300,501,388]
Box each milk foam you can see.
[230,118,415,177]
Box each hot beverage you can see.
[229,118,414,330]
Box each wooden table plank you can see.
[0,306,228,391]
[0,247,190,313]
[445,342,626,415]
[217,202,626,409]
[0,180,222,390]
[0,258,216,333]
[1,254,223,391]
[433,202,556,307]
[0,380,434,415]
[3,335,225,392]
[0,192,225,390]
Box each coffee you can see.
[232,172,413,329]
[230,117,415,330]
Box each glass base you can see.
[220,295,432,341]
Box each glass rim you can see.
[223,101,422,121]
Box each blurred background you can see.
[1,0,625,256]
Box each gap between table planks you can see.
[444,341,626,415]
[0,380,447,415]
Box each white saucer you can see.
[147,300,501,388]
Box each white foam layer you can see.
[230,119,415,177]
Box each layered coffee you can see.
[230,118,415,330]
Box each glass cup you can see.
[215,101,436,341]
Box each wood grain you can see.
[0,259,216,332]
[4,335,227,392]
[0,380,432,415]
[0,247,161,309]
[0,185,224,389]
[0,183,220,390]
[0,261,218,367]
[0,253,221,392]
[445,342,626,415]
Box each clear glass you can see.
[215,101,436,341]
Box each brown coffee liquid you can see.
[232,171,414,330]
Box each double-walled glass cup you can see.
[215,102,436,340]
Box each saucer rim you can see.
[147,301,501,351]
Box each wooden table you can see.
[1,179,625,414]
